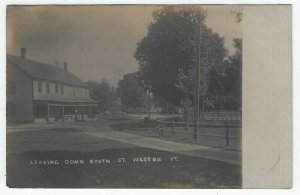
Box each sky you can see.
[7,5,242,87]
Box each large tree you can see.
[118,73,147,111]
[206,38,242,110]
[87,79,117,112]
[134,6,227,108]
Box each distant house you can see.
[6,48,98,123]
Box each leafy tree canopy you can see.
[134,6,228,106]
[207,38,242,110]
[87,79,117,112]
[118,73,147,110]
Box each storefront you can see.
[33,100,98,123]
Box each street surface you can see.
[6,116,241,188]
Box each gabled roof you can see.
[7,55,89,88]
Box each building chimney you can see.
[63,62,68,71]
[21,48,26,59]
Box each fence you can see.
[156,115,242,148]
[200,111,242,121]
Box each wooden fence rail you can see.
[156,116,241,147]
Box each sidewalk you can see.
[7,121,241,165]
[86,130,241,165]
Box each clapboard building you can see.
[7,48,98,123]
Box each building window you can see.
[7,102,16,116]
[38,82,42,93]
[46,83,50,93]
[60,85,64,94]
[7,81,16,95]
[81,89,83,97]
[73,89,76,96]
[55,84,58,94]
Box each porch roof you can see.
[34,96,97,104]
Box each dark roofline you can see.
[7,58,33,79]
[7,54,90,88]
[33,78,90,89]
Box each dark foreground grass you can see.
[7,147,241,188]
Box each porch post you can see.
[47,104,50,123]
[32,102,36,123]
[62,106,65,122]
[75,105,78,121]
[96,105,98,118]
[81,104,83,120]
[89,104,92,118]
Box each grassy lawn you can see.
[7,147,241,188]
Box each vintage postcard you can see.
[5,4,292,189]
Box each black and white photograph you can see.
[6,4,290,189]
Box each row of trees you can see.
[87,75,148,114]
[88,6,241,114]
[87,79,119,113]
[117,73,148,112]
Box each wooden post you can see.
[172,115,175,136]
[202,96,205,129]
[166,103,169,114]
[193,13,201,141]
[89,105,92,118]
[96,105,99,118]
[81,105,83,120]
[62,106,65,122]
[158,117,160,130]
[148,89,151,120]
[158,117,162,136]
[32,102,36,123]
[186,119,189,131]
[47,104,50,123]
[225,120,229,146]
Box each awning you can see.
[34,96,97,104]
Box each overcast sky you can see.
[7,5,242,87]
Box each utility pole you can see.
[193,13,201,141]
[202,88,205,129]
[166,102,169,114]
[148,89,151,120]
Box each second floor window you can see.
[38,82,42,93]
[46,83,50,93]
[55,84,58,94]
